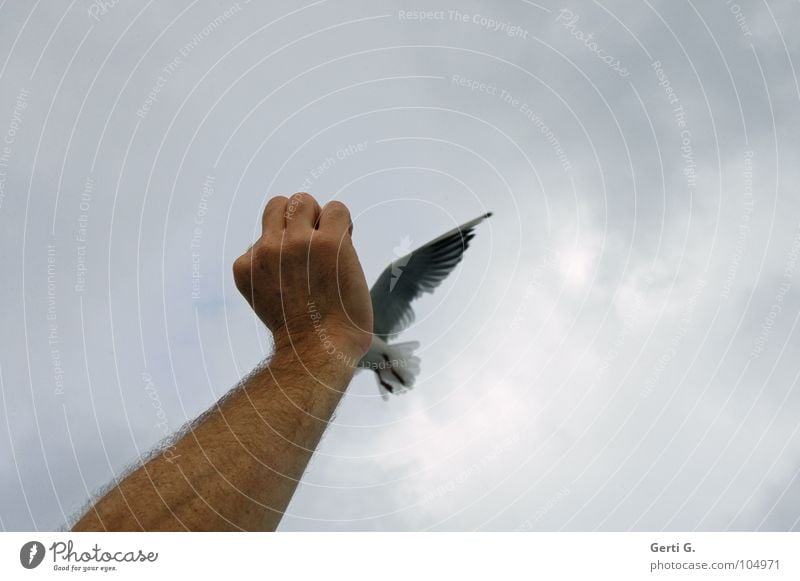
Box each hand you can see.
[233,193,373,365]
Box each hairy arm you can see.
[72,193,372,531]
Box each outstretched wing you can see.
[369,213,492,340]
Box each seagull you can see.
[358,213,492,398]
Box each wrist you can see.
[270,308,369,369]
[270,331,362,377]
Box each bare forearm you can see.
[72,348,353,531]
[74,192,372,531]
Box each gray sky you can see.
[1,0,800,531]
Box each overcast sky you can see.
[2,0,800,531]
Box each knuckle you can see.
[324,200,349,216]
[285,193,313,220]
[264,195,288,215]
[232,254,251,285]
[268,194,290,205]
[288,192,310,206]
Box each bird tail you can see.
[375,341,421,399]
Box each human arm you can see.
[72,193,372,531]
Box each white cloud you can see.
[2,0,800,532]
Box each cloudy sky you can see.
[1,0,800,531]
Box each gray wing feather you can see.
[369,213,491,340]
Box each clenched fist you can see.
[233,193,373,366]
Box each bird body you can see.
[357,213,492,398]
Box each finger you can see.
[261,195,289,234]
[285,192,321,232]
[318,201,353,237]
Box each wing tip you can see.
[484,211,493,219]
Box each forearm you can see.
[72,347,353,532]
[73,192,372,531]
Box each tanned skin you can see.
[72,193,373,531]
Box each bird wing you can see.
[369,212,491,340]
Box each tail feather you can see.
[376,341,421,397]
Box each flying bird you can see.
[358,213,492,398]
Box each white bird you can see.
[358,213,492,398]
